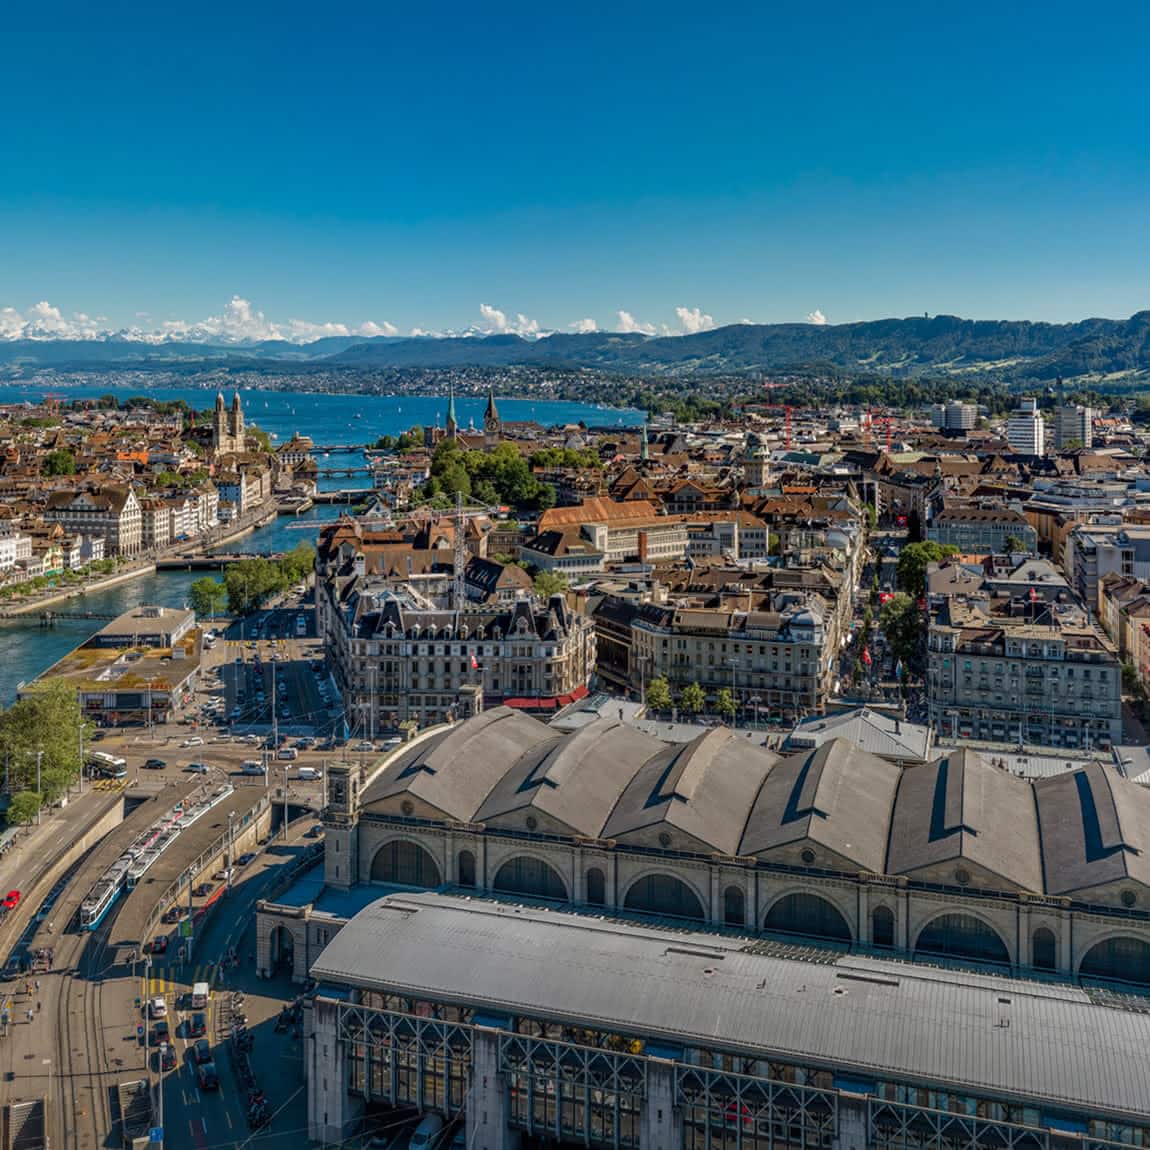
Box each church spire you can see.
[445,382,458,438]
[640,422,649,462]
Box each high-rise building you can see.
[943,401,978,431]
[1055,404,1093,450]
[1006,397,1045,456]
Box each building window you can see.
[765,892,852,943]
[915,913,1010,966]
[722,885,745,927]
[369,839,441,887]
[493,855,567,901]
[457,849,476,888]
[872,905,895,948]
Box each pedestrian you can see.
[34,979,39,992]
[36,1001,41,1013]
[25,1009,32,1024]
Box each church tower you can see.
[212,391,228,456]
[230,391,244,449]
[483,385,501,448]
[445,383,458,440]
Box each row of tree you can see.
[188,541,316,617]
[422,439,556,510]
[1,681,90,825]
[645,677,738,720]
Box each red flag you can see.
[862,648,872,666]
[470,652,479,670]
[1029,586,1038,603]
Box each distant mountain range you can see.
[2,312,1149,382]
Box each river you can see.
[0,385,644,701]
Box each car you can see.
[148,995,167,1018]
[381,736,403,748]
[2,890,19,911]
[236,852,256,867]
[193,882,214,898]
[143,758,167,769]
[193,1037,212,1064]
[353,740,375,752]
[161,906,183,924]
[188,1011,207,1037]
[148,935,169,955]
[186,762,209,774]
[305,822,323,837]
[197,1061,219,1091]
[181,736,204,748]
[214,867,234,882]
[159,1042,177,1071]
[152,1019,170,1043]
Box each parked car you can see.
[353,740,374,752]
[161,906,183,924]
[143,758,167,770]
[181,736,204,748]
[193,882,214,898]
[186,762,210,774]
[159,1042,177,1071]
[2,891,20,911]
[188,1012,207,1037]
[236,852,256,867]
[148,935,169,955]
[152,1019,170,1043]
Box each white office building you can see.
[1006,397,1045,457]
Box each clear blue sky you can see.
[2,0,1148,340]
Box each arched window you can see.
[370,840,441,887]
[723,885,745,927]
[493,856,567,901]
[765,893,852,943]
[915,913,1010,966]
[872,905,895,949]
[1032,927,1057,971]
[586,867,606,906]
[1080,936,1150,986]
[458,849,476,888]
[624,874,705,921]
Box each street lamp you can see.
[748,696,761,729]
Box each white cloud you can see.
[806,309,828,325]
[675,305,715,335]
[0,294,403,345]
[477,303,540,337]
[357,320,398,338]
[569,318,598,333]
[616,309,656,336]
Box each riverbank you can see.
[0,505,279,619]
[0,561,159,618]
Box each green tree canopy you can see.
[7,791,42,826]
[645,677,672,712]
[896,541,959,596]
[42,449,76,476]
[189,577,228,619]
[679,682,706,715]
[0,680,89,803]
[532,571,568,598]
[715,687,737,722]
[879,592,923,674]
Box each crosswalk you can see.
[145,963,218,999]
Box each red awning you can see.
[504,697,558,711]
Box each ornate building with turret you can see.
[212,390,246,456]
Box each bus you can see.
[88,751,128,779]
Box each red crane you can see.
[41,392,64,415]
[864,411,895,454]
[761,401,793,450]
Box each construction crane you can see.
[760,402,793,450]
[863,411,895,454]
[41,392,64,415]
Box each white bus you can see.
[88,751,128,778]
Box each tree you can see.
[42,449,76,476]
[679,682,706,715]
[0,680,88,801]
[715,687,737,723]
[533,571,568,598]
[879,592,923,674]
[7,791,42,826]
[1002,536,1024,554]
[189,577,227,619]
[645,677,672,712]
[896,541,959,596]
[865,503,877,531]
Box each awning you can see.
[504,697,559,711]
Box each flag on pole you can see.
[470,652,479,670]
[862,648,872,666]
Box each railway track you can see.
[55,919,118,1150]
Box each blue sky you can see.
[1,1,1148,341]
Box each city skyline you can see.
[2,2,1149,339]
